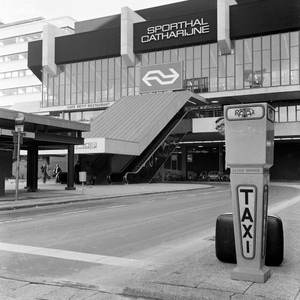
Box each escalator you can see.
[108,109,188,184]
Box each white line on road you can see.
[186,194,196,197]
[107,205,126,209]
[203,190,230,195]
[0,242,161,270]
[0,218,33,224]
[62,210,88,215]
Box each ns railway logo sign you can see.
[140,62,183,93]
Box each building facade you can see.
[27,0,300,181]
[0,16,75,110]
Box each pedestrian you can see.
[40,162,49,183]
[85,161,94,185]
[74,161,81,184]
[54,164,62,183]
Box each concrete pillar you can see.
[121,7,145,67]
[26,144,38,192]
[65,145,76,190]
[42,23,65,76]
[217,0,237,55]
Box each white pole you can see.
[15,131,21,201]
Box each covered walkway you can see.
[0,108,90,195]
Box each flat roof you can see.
[84,91,207,155]
[0,108,90,151]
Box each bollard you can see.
[79,171,87,194]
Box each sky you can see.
[1,0,186,24]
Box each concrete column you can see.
[43,23,65,76]
[121,7,145,67]
[65,145,76,190]
[26,144,38,192]
[217,0,237,55]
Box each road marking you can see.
[62,210,88,215]
[203,190,229,195]
[166,197,177,200]
[0,218,33,224]
[187,194,196,197]
[0,242,160,270]
[108,205,126,209]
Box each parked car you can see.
[207,171,230,182]
[207,171,220,181]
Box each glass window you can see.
[291,31,299,46]
[96,60,102,102]
[156,51,163,64]
[291,70,299,85]
[171,49,178,61]
[235,40,243,65]
[281,59,290,85]
[288,105,296,122]
[163,50,171,63]
[71,63,77,104]
[227,54,234,77]
[89,61,95,102]
[244,39,252,64]
[149,52,155,64]
[271,34,280,60]
[235,65,243,89]
[102,59,108,101]
[141,53,149,66]
[253,37,261,51]
[281,33,289,59]
[83,61,89,103]
[108,58,114,101]
[279,106,287,122]
[291,46,299,70]
[272,60,280,86]
[77,62,83,103]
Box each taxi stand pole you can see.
[224,103,275,283]
[15,130,21,201]
[14,113,25,201]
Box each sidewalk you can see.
[1,180,300,299]
[0,179,211,211]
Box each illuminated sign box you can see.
[140,61,183,93]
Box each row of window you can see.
[0,32,42,46]
[0,27,74,47]
[0,52,28,63]
[0,69,33,79]
[42,31,300,108]
[0,85,41,97]
[273,100,300,123]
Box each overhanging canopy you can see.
[83,91,207,155]
[0,108,90,151]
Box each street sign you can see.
[0,129,35,139]
[140,61,182,93]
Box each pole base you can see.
[231,265,270,283]
[65,187,76,190]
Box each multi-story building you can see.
[0,16,75,110]
[27,0,300,182]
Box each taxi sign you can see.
[226,105,265,121]
[237,185,257,259]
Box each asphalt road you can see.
[0,184,299,291]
